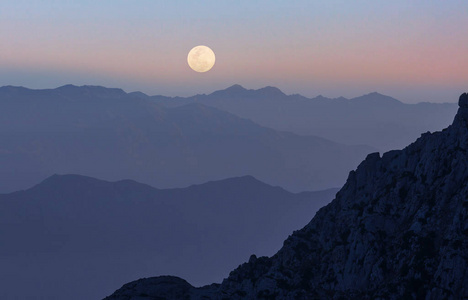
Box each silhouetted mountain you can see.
[147,85,457,151]
[352,91,402,105]
[0,174,337,300]
[209,84,285,99]
[0,85,374,193]
[107,94,468,299]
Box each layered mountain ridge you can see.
[107,93,468,299]
[146,84,457,151]
[0,174,337,300]
[0,84,374,193]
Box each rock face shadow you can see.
[107,93,468,299]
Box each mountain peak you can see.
[205,175,271,188]
[452,92,468,129]
[183,175,285,194]
[33,174,105,189]
[209,84,285,98]
[352,92,402,104]
[55,84,127,98]
[226,84,246,91]
[257,86,285,97]
[222,84,247,93]
[0,85,28,91]
[208,84,248,97]
[459,93,468,107]
[128,91,150,99]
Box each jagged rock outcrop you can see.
[106,93,468,300]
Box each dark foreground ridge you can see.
[106,93,468,299]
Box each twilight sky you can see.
[0,0,466,103]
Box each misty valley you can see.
[1,85,466,299]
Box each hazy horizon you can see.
[1,1,467,103]
[0,83,460,105]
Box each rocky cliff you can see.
[106,93,468,299]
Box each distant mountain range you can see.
[135,84,457,151]
[0,174,337,300]
[0,85,373,193]
[105,95,468,299]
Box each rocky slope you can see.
[106,93,468,299]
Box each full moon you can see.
[187,45,215,73]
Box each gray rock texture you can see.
[106,93,468,300]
